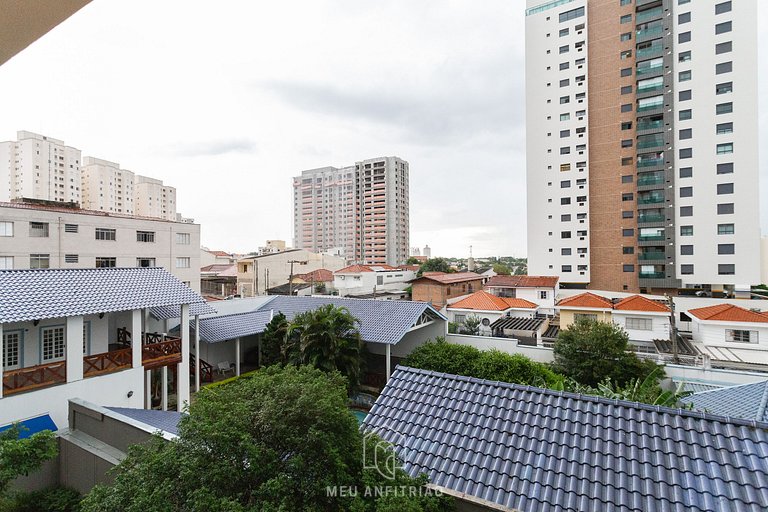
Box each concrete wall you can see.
[558,308,612,328]
[445,334,555,364]
[0,204,201,291]
[0,367,144,427]
[691,319,768,347]
[334,269,414,296]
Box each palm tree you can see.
[287,304,365,392]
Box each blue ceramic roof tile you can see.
[682,380,768,423]
[0,268,207,324]
[255,296,445,345]
[107,407,184,436]
[196,310,273,343]
[363,366,768,512]
[150,302,217,320]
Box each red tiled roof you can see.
[209,250,231,257]
[415,272,484,285]
[557,292,613,309]
[449,291,539,311]
[613,295,670,313]
[294,269,334,283]
[687,304,768,324]
[485,275,560,288]
[503,298,540,309]
[398,265,421,272]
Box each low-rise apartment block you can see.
[333,264,415,297]
[0,200,201,292]
[237,248,346,296]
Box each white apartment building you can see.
[81,156,135,214]
[0,201,201,292]
[134,175,177,221]
[0,131,82,204]
[333,264,415,297]
[292,156,410,266]
[237,248,347,296]
[525,0,760,296]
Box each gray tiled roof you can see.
[0,268,206,324]
[106,407,184,436]
[196,310,273,343]
[682,380,768,422]
[363,366,768,512]
[255,296,445,345]
[150,302,217,320]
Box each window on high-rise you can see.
[716,62,732,74]
[716,41,732,54]
[716,143,734,154]
[715,1,732,14]
[716,82,732,95]
[715,21,732,34]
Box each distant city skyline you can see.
[0,1,765,258]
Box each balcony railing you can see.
[637,139,665,150]
[83,348,132,378]
[637,158,664,168]
[639,272,666,279]
[637,175,665,187]
[3,361,67,396]
[638,195,664,204]
[637,120,663,131]
[638,252,665,261]
[639,234,665,241]
[636,46,663,60]
[638,213,665,223]
[637,100,663,112]
[142,337,183,370]
[637,26,663,39]
[636,8,663,23]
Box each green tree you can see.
[405,257,421,265]
[417,258,452,276]
[553,318,660,387]
[259,312,289,367]
[81,366,452,512]
[461,315,481,335]
[287,304,365,393]
[0,426,58,498]
[513,265,527,276]
[403,338,563,388]
[491,263,511,275]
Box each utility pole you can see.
[287,260,307,296]
[665,293,679,363]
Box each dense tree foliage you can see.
[417,258,452,276]
[0,426,57,497]
[81,366,452,512]
[258,305,365,393]
[491,263,511,275]
[553,319,660,387]
[259,312,289,367]
[404,338,564,388]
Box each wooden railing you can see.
[3,361,67,396]
[142,337,182,369]
[116,327,131,347]
[190,353,214,383]
[83,348,132,378]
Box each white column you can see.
[177,304,190,412]
[385,344,391,380]
[194,315,200,392]
[131,309,142,368]
[145,370,152,409]
[235,337,241,376]
[161,366,168,411]
[65,316,84,382]
[0,323,4,399]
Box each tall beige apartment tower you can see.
[526,0,759,296]
[80,156,136,214]
[0,131,82,204]
[292,156,410,266]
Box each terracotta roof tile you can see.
[503,297,540,309]
[688,303,768,324]
[449,291,514,311]
[557,292,613,309]
[485,275,560,288]
[613,295,670,313]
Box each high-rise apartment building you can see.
[134,175,177,221]
[0,131,82,204]
[81,156,135,215]
[525,0,759,295]
[0,131,180,221]
[292,156,409,266]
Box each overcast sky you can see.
[0,1,765,258]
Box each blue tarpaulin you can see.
[0,414,57,438]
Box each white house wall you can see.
[612,312,670,343]
[0,367,144,428]
[691,320,768,348]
